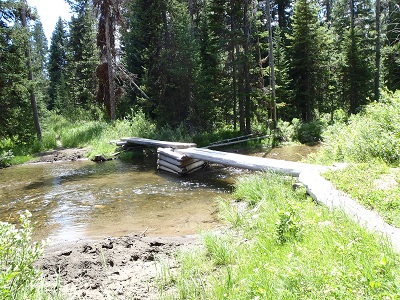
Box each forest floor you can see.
[29,148,203,299]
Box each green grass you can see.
[323,162,400,228]
[159,172,400,299]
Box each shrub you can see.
[276,118,301,142]
[297,120,326,143]
[315,91,400,165]
[0,211,46,299]
[0,150,14,168]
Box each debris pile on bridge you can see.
[157,148,205,176]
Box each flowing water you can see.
[0,144,320,244]
[0,157,237,244]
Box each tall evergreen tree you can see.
[0,0,41,140]
[31,19,49,107]
[48,17,68,111]
[67,2,99,111]
[382,0,400,92]
[334,0,374,114]
[287,0,324,122]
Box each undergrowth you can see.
[158,172,400,299]
[310,90,400,166]
[0,211,60,299]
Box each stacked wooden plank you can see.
[157,148,205,176]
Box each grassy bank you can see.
[159,172,400,299]
[1,110,273,167]
[157,91,400,299]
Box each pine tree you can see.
[48,17,68,111]
[287,0,324,122]
[67,2,99,111]
[31,19,49,107]
[0,0,40,140]
[334,0,374,114]
[382,0,400,92]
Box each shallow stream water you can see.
[0,144,319,244]
[0,157,237,244]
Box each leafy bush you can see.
[315,91,400,165]
[0,211,46,299]
[0,150,14,168]
[274,209,303,244]
[297,120,326,143]
[276,118,301,142]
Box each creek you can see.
[0,144,319,244]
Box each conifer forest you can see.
[1,0,399,143]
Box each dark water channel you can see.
[0,144,320,244]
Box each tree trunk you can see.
[243,0,251,133]
[21,2,42,140]
[266,0,277,129]
[105,11,116,121]
[374,0,381,101]
[230,0,237,131]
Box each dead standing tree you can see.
[93,0,125,121]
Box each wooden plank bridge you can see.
[115,137,328,176]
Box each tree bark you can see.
[105,9,116,121]
[266,0,277,128]
[21,2,42,140]
[243,0,251,133]
[374,0,381,101]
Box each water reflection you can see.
[0,158,233,244]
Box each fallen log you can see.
[177,148,328,176]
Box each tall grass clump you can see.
[313,90,400,165]
[161,172,400,299]
[0,211,47,299]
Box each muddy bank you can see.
[37,234,200,299]
[30,148,89,163]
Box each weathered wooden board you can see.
[157,159,187,173]
[157,148,187,161]
[158,154,199,167]
[185,160,205,171]
[124,137,196,149]
[158,165,182,176]
[177,148,328,176]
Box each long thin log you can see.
[205,135,270,149]
[125,137,196,149]
[209,133,256,145]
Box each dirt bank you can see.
[36,234,200,299]
[30,148,89,163]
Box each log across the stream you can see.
[112,137,400,252]
[175,147,328,176]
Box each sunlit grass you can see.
[323,162,400,228]
[159,172,400,299]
